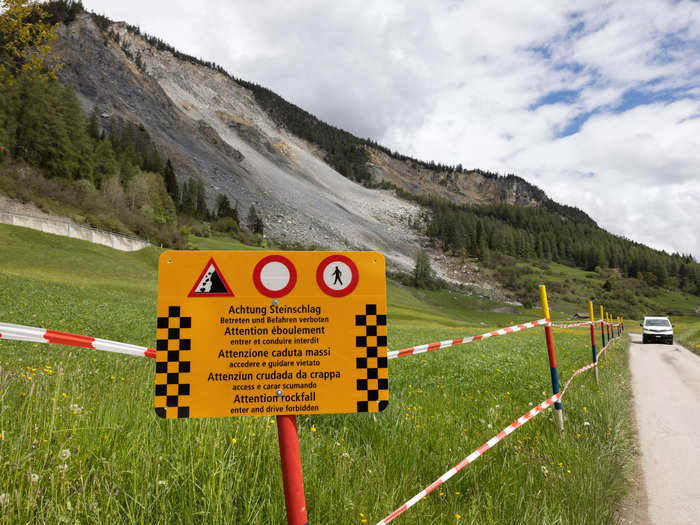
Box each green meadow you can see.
[0,224,637,524]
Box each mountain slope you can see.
[53,14,425,270]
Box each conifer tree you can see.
[247,205,263,234]
[163,159,178,202]
[87,108,100,140]
[413,249,434,288]
[195,178,207,219]
[180,177,196,215]
[216,193,238,223]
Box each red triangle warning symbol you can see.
[188,258,234,297]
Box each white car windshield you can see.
[645,319,671,327]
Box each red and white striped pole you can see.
[589,301,599,383]
[539,285,563,431]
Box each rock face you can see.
[51,14,548,277]
[366,148,545,206]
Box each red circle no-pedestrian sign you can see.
[316,254,359,297]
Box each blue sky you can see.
[84,0,700,259]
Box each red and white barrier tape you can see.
[376,392,561,524]
[377,336,623,524]
[600,320,622,328]
[551,321,592,329]
[595,337,616,361]
[388,318,550,360]
[0,322,156,359]
[560,362,597,395]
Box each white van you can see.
[641,316,674,345]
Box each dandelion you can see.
[455,514,462,519]
[567,469,572,474]
[310,425,317,433]
[58,449,71,461]
[231,438,237,444]
[70,404,82,415]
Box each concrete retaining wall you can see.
[0,210,151,252]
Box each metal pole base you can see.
[555,408,564,432]
[594,366,599,383]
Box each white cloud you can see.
[81,0,700,258]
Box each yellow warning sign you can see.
[155,251,388,419]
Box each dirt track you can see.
[629,333,700,524]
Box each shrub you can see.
[212,216,241,235]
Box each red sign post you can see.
[276,415,308,525]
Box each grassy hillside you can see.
[0,223,646,524]
[490,259,700,319]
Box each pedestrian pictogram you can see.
[316,254,359,297]
[188,258,234,297]
[253,254,297,298]
[156,250,387,419]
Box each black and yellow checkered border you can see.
[355,304,388,412]
[155,306,192,418]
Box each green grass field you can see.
[189,234,266,252]
[666,317,700,354]
[0,223,638,523]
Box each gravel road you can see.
[629,333,700,524]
